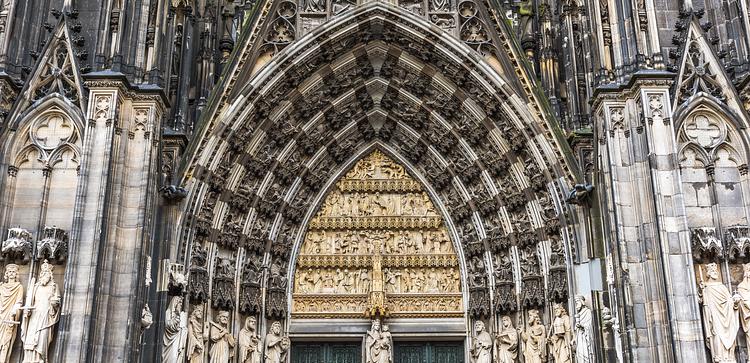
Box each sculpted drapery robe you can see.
[21,282,60,363]
[187,311,206,363]
[161,297,185,363]
[738,276,750,334]
[550,314,572,363]
[0,280,23,362]
[702,280,739,362]
[366,330,391,363]
[522,324,546,363]
[471,330,492,363]
[494,326,518,363]
[238,327,261,363]
[264,331,287,363]
[574,306,593,363]
[209,322,235,363]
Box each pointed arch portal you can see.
[175,2,583,362]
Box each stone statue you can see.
[187,304,208,363]
[470,321,492,363]
[700,262,740,362]
[141,304,153,331]
[162,296,186,363]
[573,295,593,363]
[366,319,392,363]
[494,316,518,363]
[520,309,546,363]
[264,321,290,363]
[239,316,261,363]
[548,303,572,363]
[0,264,23,363]
[21,260,61,363]
[209,311,235,363]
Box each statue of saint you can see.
[470,321,492,363]
[264,321,290,363]
[494,315,517,363]
[573,295,593,363]
[548,303,572,363]
[209,311,235,363]
[701,262,740,362]
[365,319,392,363]
[520,309,546,363]
[21,261,61,363]
[238,316,261,363]
[0,264,23,363]
[187,304,208,363]
[162,296,186,363]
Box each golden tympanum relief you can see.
[292,150,463,318]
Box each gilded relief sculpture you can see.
[292,151,463,319]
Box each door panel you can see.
[291,342,361,363]
[393,342,464,363]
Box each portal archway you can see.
[173,3,583,363]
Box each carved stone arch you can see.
[2,96,85,162]
[47,143,81,168]
[175,1,581,342]
[678,142,710,168]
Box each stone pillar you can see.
[594,74,706,361]
[54,76,165,361]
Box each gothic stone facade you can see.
[0,0,749,362]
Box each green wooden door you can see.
[393,342,464,363]
[291,342,361,363]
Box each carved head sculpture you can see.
[271,321,282,335]
[217,311,230,325]
[382,324,390,334]
[743,263,750,279]
[170,295,184,314]
[575,295,586,312]
[528,309,540,325]
[245,316,257,332]
[474,320,485,333]
[192,304,204,319]
[39,260,54,285]
[501,315,512,328]
[371,319,381,332]
[4,264,18,282]
[705,262,720,281]
[554,303,566,317]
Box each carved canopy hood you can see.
[176,3,580,320]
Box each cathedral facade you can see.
[0,0,748,362]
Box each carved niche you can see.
[292,150,463,318]
[1,227,32,262]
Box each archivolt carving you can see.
[178,7,574,330]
